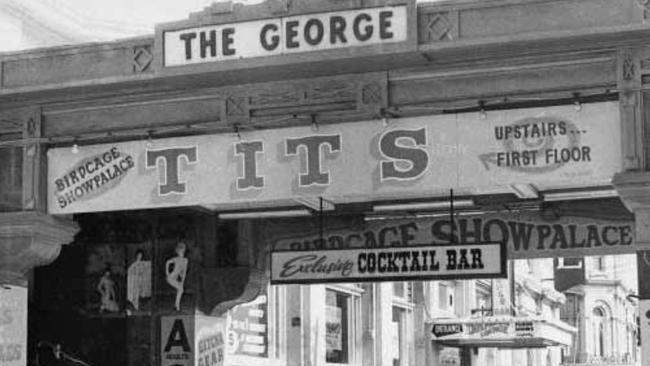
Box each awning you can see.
[429,316,576,349]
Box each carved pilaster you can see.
[0,212,79,286]
[617,48,644,170]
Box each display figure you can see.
[165,241,189,311]
[97,268,119,313]
[127,249,152,311]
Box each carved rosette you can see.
[0,212,79,285]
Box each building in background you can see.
[557,255,639,365]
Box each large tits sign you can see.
[157,1,415,69]
[270,242,506,284]
[47,102,621,214]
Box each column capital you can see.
[613,172,650,246]
[0,211,79,285]
[613,172,650,212]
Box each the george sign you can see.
[274,212,635,260]
[0,286,27,366]
[270,242,506,284]
[47,102,622,215]
[162,6,408,67]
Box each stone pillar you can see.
[0,211,78,366]
[0,211,79,286]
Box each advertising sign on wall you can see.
[161,316,195,366]
[47,102,621,215]
[226,296,268,358]
[0,286,27,366]
[196,316,226,366]
[270,242,505,284]
[273,212,635,260]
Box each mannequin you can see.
[97,268,119,313]
[165,241,189,311]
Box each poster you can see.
[326,306,342,351]
[196,316,226,366]
[0,286,27,366]
[125,243,152,315]
[226,296,268,357]
[161,316,194,366]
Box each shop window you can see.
[393,282,412,303]
[558,257,582,269]
[325,289,350,364]
[438,282,454,312]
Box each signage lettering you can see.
[271,243,505,284]
[163,6,408,66]
[164,319,192,353]
[54,147,134,209]
[274,213,635,260]
[146,147,198,195]
[285,135,341,186]
[235,141,265,190]
[432,324,463,338]
[380,128,428,180]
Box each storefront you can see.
[2,0,650,365]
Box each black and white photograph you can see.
[1,0,649,366]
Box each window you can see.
[326,290,350,364]
[392,307,407,366]
[558,257,583,269]
[595,257,606,271]
[438,282,454,311]
[592,307,608,358]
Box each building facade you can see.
[2,0,650,366]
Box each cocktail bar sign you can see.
[47,102,621,214]
[270,242,506,284]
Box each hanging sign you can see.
[270,242,506,284]
[0,286,27,366]
[273,212,634,260]
[47,102,621,214]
